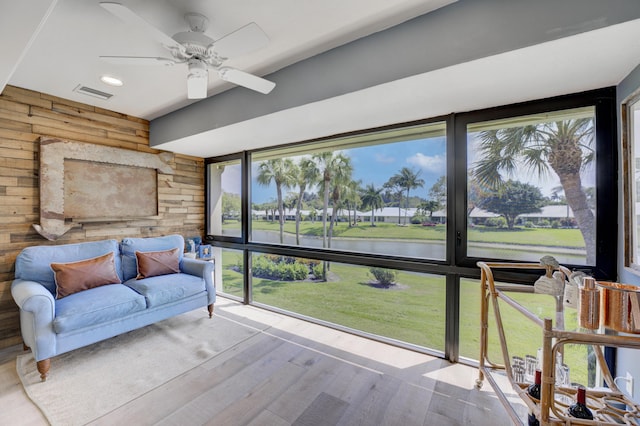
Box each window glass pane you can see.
[466,107,596,265]
[459,279,592,387]
[216,248,244,298]
[251,253,446,352]
[250,122,447,260]
[208,160,242,237]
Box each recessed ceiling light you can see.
[100,75,123,87]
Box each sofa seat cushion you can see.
[53,284,146,334]
[124,273,205,308]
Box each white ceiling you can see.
[3,1,640,158]
[3,0,454,121]
[155,18,640,158]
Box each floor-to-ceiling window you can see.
[206,88,617,365]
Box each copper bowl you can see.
[596,281,640,334]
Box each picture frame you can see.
[198,244,212,259]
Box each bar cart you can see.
[475,261,640,425]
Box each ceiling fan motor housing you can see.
[172,31,215,60]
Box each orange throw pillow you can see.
[51,252,121,299]
[135,248,180,279]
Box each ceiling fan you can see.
[99,2,276,99]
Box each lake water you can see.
[249,230,586,265]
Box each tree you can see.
[256,159,297,243]
[418,200,440,219]
[476,180,545,229]
[294,158,319,245]
[221,192,241,222]
[383,177,404,224]
[312,152,352,248]
[343,179,362,226]
[312,152,352,279]
[391,167,425,224]
[428,175,447,208]
[360,183,384,226]
[474,118,596,263]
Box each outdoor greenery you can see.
[476,180,545,229]
[219,251,589,385]
[473,117,596,263]
[368,267,398,286]
[225,219,586,248]
[251,254,313,281]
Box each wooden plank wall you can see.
[0,85,205,349]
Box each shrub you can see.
[252,255,310,281]
[485,217,507,228]
[312,262,324,279]
[410,215,425,224]
[524,221,535,228]
[369,267,398,286]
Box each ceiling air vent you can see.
[73,84,113,100]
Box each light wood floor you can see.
[0,299,522,425]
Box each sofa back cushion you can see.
[14,239,122,296]
[120,235,185,281]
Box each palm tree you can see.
[392,167,425,224]
[294,158,319,245]
[474,118,596,264]
[343,179,362,226]
[256,159,297,243]
[360,183,384,226]
[383,177,404,224]
[312,152,353,249]
[312,152,352,279]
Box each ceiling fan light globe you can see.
[187,60,208,99]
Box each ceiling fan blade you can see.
[218,67,275,94]
[99,2,185,53]
[99,56,176,66]
[213,22,269,58]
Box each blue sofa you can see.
[11,235,215,380]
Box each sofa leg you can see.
[208,304,214,318]
[37,359,50,381]
[23,342,30,351]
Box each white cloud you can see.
[407,153,445,173]
[375,153,396,163]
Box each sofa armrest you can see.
[12,279,56,315]
[11,279,57,360]
[180,258,215,305]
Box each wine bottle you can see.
[568,386,593,420]
[527,369,541,400]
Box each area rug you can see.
[16,303,265,426]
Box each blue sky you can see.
[222,132,595,206]
[244,137,447,205]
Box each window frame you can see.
[204,87,618,363]
[205,152,247,244]
[454,88,617,279]
[623,92,640,275]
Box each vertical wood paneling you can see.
[0,85,205,349]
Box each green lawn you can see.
[223,220,585,248]
[218,250,589,385]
